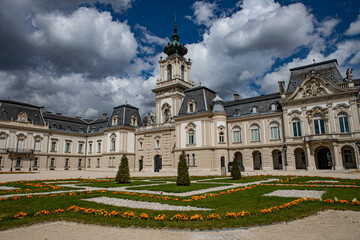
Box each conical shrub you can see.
[116,155,130,184]
[231,157,241,180]
[176,151,190,186]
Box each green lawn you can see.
[0,175,359,230]
[127,183,231,193]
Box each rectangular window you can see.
[109,157,115,167]
[0,156,3,167]
[251,129,260,141]
[78,143,83,153]
[270,127,280,140]
[51,141,56,152]
[17,139,24,151]
[233,130,241,143]
[111,139,115,151]
[97,158,100,168]
[0,138,5,149]
[33,157,38,167]
[16,157,21,167]
[65,142,71,153]
[65,158,70,168]
[155,140,160,149]
[186,154,190,166]
[97,142,101,153]
[88,143,92,153]
[78,159,82,167]
[139,142,143,150]
[192,154,196,166]
[34,140,40,151]
[339,116,350,133]
[88,158,91,167]
[188,131,194,144]
[314,119,326,135]
[293,122,302,137]
[50,158,55,168]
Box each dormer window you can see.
[131,116,137,126]
[251,106,257,114]
[112,115,119,126]
[187,100,196,113]
[271,104,276,111]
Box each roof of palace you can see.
[0,100,45,125]
[287,59,345,93]
[106,104,143,128]
[224,93,282,119]
[177,86,217,116]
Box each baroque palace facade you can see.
[1,25,360,174]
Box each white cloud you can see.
[186,0,316,100]
[345,14,360,36]
[187,1,217,27]
[317,18,340,37]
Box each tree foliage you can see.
[176,151,190,186]
[116,154,130,184]
[231,157,241,180]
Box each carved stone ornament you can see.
[146,113,155,126]
[17,112,29,122]
[306,107,328,125]
[162,103,172,123]
[302,79,327,97]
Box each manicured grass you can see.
[0,175,359,230]
[127,183,231,193]
[198,177,276,183]
[76,180,159,188]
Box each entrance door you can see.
[154,155,162,172]
[316,147,332,169]
[253,151,262,170]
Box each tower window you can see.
[167,65,172,80]
[181,65,185,80]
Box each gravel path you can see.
[83,197,213,211]
[264,189,325,198]
[1,210,359,240]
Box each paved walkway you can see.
[1,210,359,240]
[0,169,359,183]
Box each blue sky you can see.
[0,0,359,118]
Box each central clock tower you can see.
[152,22,194,124]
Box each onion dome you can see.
[212,93,225,113]
[163,22,188,57]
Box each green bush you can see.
[176,151,190,186]
[116,155,130,184]
[231,157,241,180]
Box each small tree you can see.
[176,151,190,186]
[116,155,130,184]
[231,157,241,180]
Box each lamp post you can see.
[283,145,288,171]
[356,141,360,169]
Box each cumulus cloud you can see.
[186,1,217,27]
[317,17,340,37]
[345,14,360,36]
[186,0,316,100]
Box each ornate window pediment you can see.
[306,107,329,135]
[187,100,196,113]
[185,122,196,130]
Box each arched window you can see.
[270,122,280,140]
[219,132,225,143]
[181,65,185,80]
[188,129,195,144]
[167,65,172,80]
[187,100,196,113]
[232,127,241,143]
[252,106,257,114]
[250,124,260,141]
[271,104,276,111]
[314,114,326,135]
[189,103,194,112]
[292,118,302,137]
[338,112,350,133]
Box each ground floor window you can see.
[88,158,91,167]
[0,156,3,167]
[78,159,82,167]
[50,158,55,168]
[33,157,39,167]
[65,158,70,168]
[109,157,115,167]
[186,154,196,167]
[97,158,100,168]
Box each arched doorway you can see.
[253,151,262,170]
[294,148,306,169]
[234,152,244,171]
[272,150,283,170]
[316,147,332,170]
[341,146,356,169]
[154,155,162,172]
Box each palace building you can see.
[0,24,360,174]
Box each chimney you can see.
[234,94,239,101]
[102,113,108,119]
